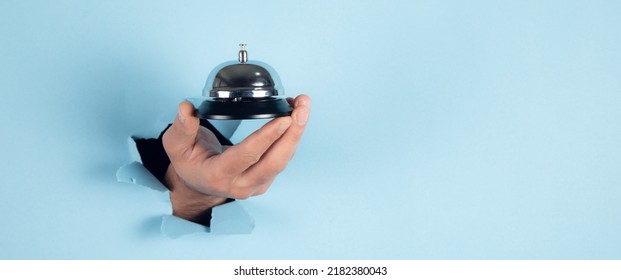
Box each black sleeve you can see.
[133,119,234,227]
[134,119,233,187]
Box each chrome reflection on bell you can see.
[197,44,292,120]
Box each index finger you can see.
[208,116,292,178]
[236,95,311,186]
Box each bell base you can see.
[197,97,292,120]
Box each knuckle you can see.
[240,152,261,165]
[227,179,251,199]
[230,189,252,200]
[272,162,287,174]
[254,188,267,196]
[266,158,288,174]
[254,176,274,186]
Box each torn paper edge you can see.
[160,215,210,239]
[116,161,169,194]
[117,161,255,235]
[160,200,255,238]
[116,109,256,238]
[210,200,255,234]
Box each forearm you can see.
[165,164,228,225]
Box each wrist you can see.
[165,164,228,224]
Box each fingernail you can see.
[296,108,309,126]
[178,112,186,125]
[278,118,292,134]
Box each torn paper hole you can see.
[116,111,255,238]
[116,161,169,202]
[210,200,255,234]
[158,200,254,238]
[160,215,210,239]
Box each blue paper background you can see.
[1,0,620,259]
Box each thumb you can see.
[162,101,200,159]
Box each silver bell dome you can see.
[197,44,292,120]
